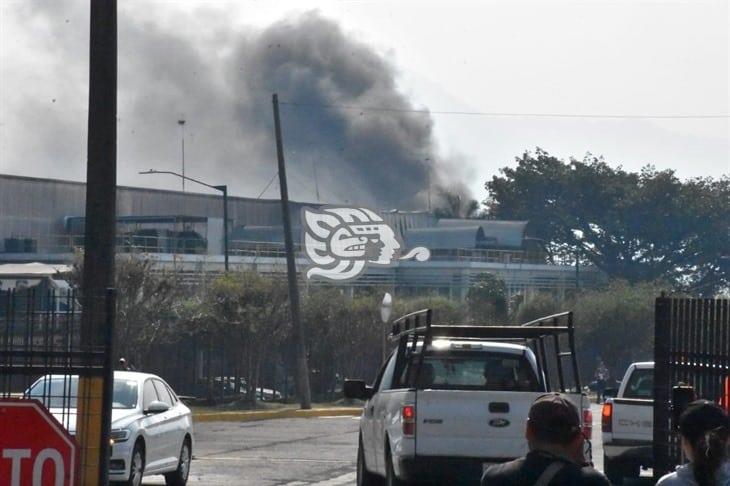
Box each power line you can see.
[256,171,279,199]
[280,100,730,120]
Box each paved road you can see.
[141,404,655,485]
[143,415,360,486]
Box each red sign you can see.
[0,399,78,486]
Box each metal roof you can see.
[436,219,528,248]
[0,262,72,277]
[403,226,489,249]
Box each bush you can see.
[510,292,563,324]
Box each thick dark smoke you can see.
[232,13,446,209]
[3,4,470,210]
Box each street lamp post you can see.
[178,120,186,191]
[380,292,393,363]
[140,169,229,272]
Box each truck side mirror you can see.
[343,379,374,400]
[671,385,696,430]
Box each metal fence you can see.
[0,288,114,484]
[653,296,730,478]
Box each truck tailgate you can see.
[611,398,653,442]
[415,390,563,459]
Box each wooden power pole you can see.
[78,0,117,484]
[272,93,311,409]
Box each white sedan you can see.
[26,371,194,486]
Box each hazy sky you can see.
[1,0,728,207]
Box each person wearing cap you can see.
[481,393,610,486]
[657,400,730,486]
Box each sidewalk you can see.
[193,406,362,423]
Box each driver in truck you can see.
[481,393,610,486]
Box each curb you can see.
[193,407,362,423]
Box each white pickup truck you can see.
[601,361,654,484]
[345,309,593,486]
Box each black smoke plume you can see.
[4,5,469,210]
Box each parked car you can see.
[601,361,654,484]
[345,309,592,485]
[25,371,194,486]
[214,376,283,400]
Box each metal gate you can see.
[1,287,114,484]
[653,296,730,478]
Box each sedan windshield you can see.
[28,376,138,409]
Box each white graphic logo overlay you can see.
[301,206,430,281]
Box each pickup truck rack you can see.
[390,309,581,394]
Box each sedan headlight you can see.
[110,429,130,443]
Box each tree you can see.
[510,292,562,325]
[572,280,660,383]
[466,273,508,324]
[302,287,352,396]
[114,257,184,369]
[190,271,290,405]
[485,149,729,293]
[395,294,469,325]
[71,254,184,369]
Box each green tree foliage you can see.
[510,293,562,325]
[485,149,729,294]
[302,291,471,395]
[302,287,352,395]
[114,257,184,369]
[71,254,184,369]
[395,294,468,325]
[466,274,508,324]
[572,280,660,382]
[180,271,291,404]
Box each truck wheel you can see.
[357,438,382,486]
[603,455,624,485]
[385,449,406,486]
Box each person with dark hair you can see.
[657,400,730,486]
[481,393,610,486]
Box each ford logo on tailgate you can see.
[489,418,510,428]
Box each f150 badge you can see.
[489,418,511,428]
[302,206,430,281]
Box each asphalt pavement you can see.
[143,415,360,485]
[141,404,655,485]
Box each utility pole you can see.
[219,184,229,272]
[79,0,117,484]
[272,93,311,409]
[178,119,186,191]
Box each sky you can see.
[0,0,728,209]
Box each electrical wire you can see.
[256,171,278,199]
[280,101,730,120]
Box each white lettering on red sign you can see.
[2,449,30,486]
[2,448,65,486]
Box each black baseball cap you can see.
[528,393,582,444]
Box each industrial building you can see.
[0,174,599,298]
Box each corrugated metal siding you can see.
[0,174,317,241]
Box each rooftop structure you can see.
[0,173,600,297]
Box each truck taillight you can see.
[582,408,593,439]
[601,402,613,433]
[402,405,415,436]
